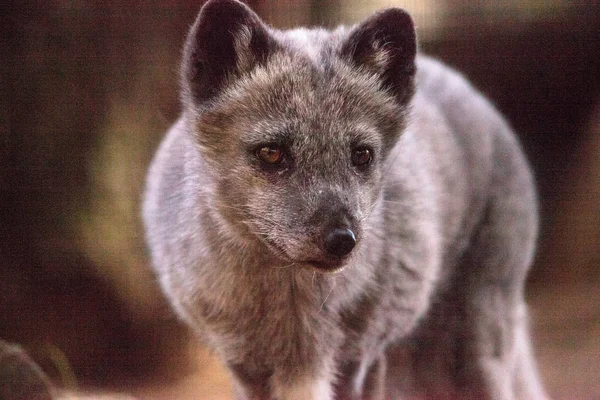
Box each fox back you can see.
[142,1,548,399]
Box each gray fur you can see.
[142,1,548,399]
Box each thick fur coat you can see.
[142,1,548,399]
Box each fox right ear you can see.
[341,8,417,105]
[181,0,278,109]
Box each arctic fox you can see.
[142,1,548,399]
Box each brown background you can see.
[1,0,599,398]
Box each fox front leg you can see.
[230,363,335,400]
[229,363,272,400]
[334,356,387,400]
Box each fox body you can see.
[142,1,548,399]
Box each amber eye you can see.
[352,148,372,167]
[256,145,284,165]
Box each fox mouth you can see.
[257,233,353,273]
[305,260,346,273]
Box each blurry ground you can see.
[530,282,600,399]
[63,280,599,400]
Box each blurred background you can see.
[1,0,599,398]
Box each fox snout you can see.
[303,194,362,272]
[307,224,358,272]
[323,227,356,258]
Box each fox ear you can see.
[341,8,417,105]
[181,0,277,108]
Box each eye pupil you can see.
[257,146,283,164]
[352,148,372,166]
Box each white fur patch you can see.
[353,359,369,395]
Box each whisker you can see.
[381,140,404,178]
[359,199,382,222]
[319,280,335,313]
[381,199,411,205]
[274,261,297,269]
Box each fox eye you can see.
[256,145,284,165]
[351,147,372,167]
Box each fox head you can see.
[182,0,417,272]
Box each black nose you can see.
[324,228,356,257]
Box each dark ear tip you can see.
[372,7,415,34]
[200,0,250,14]
[389,8,413,19]
[378,7,413,21]
[201,0,243,8]
[196,0,259,32]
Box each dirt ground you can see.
[76,281,599,400]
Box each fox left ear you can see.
[341,8,417,105]
[181,0,278,109]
